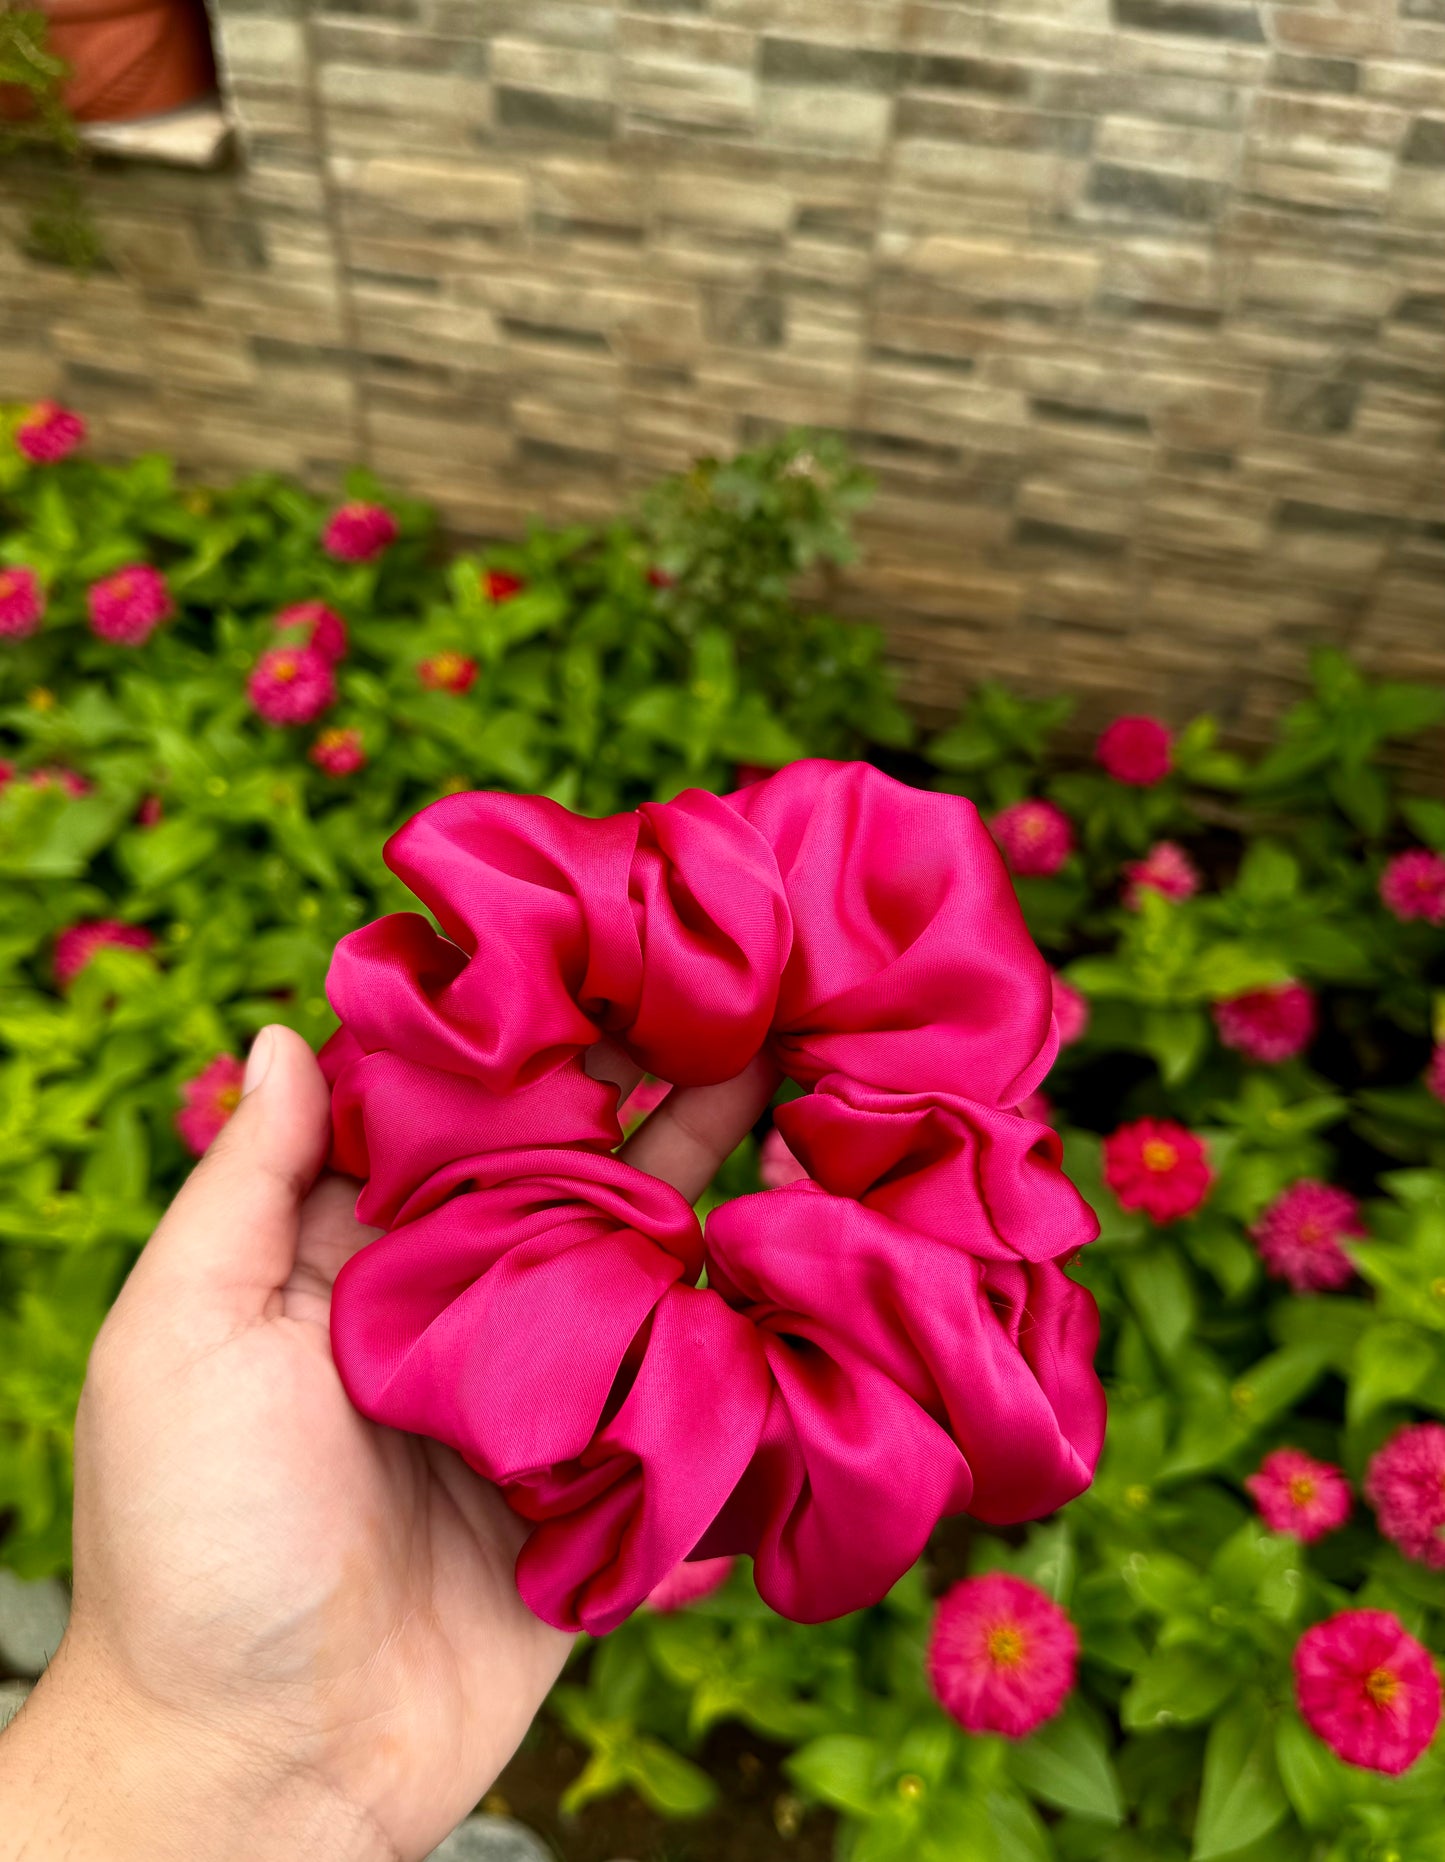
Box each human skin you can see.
[0,1024,773,1862]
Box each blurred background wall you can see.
[4,0,1445,732]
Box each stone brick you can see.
[621,56,759,130]
[330,156,531,229]
[760,84,896,155]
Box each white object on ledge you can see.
[79,98,232,170]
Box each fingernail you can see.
[243,1026,276,1097]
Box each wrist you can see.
[0,1636,399,1862]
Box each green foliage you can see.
[0,419,902,1575]
[7,419,1445,1857]
[549,647,1445,1856]
[0,12,102,272]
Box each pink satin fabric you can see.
[322,760,1104,1634]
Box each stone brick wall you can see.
[4,0,1445,733]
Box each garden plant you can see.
[4,401,1445,1860]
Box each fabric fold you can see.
[324,759,1104,1632]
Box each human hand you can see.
[0,1025,776,1862]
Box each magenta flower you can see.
[1097,715,1172,786]
[485,570,525,602]
[16,400,85,464]
[1123,840,1201,910]
[1251,1180,1365,1294]
[137,794,164,827]
[418,650,478,695]
[991,800,1074,878]
[1294,1610,1441,1775]
[1366,1423,1445,1571]
[247,645,336,726]
[1429,1046,1445,1105]
[0,759,13,791]
[1017,1089,1054,1125]
[1246,1448,1351,1543]
[0,565,44,639]
[308,726,366,776]
[645,1556,735,1612]
[1103,1118,1212,1224]
[1380,849,1445,927]
[30,766,91,798]
[928,1573,1079,1738]
[760,1126,808,1188]
[274,601,348,663]
[322,501,398,562]
[87,564,173,646]
[1214,981,1317,1064]
[175,1054,245,1157]
[1052,972,1089,1047]
[53,919,155,988]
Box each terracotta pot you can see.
[43,0,217,123]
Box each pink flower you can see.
[1366,1424,1445,1571]
[1103,1117,1212,1224]
[645,1556,735,1612]
[1252,1181,1365,1294]
[485,570,525,602]
[1051,972,1089,1047]
[1428,1046,1445,1105]
[16,400,85,464]
[31,766,90,797]
[0,566,44,639]
[53,919,155,988]
[647,566,676,590]
[1380,850,1445,927]
[760,1126,808,1188]
[1123,840,1201,910]
[322,502,397,562]
[735,763,777,789]
[418,651,478,695]
[309,726,366,776]
[87,564,173,646]
[248,646,336,726]
[1017,1089,1053,1124]
[1246,1448,1352,1543]
[273,601,347,663]
[0,760,13,791]
[137,794,164,827]
[991,800,1074,878]
[1294,1610,1441,1775]
[621,1077,672,1127]
[1214,982,1317,1065]
[175,1054,245,1157]
[928,1573,1079,1739]
[1097,715,1172,786]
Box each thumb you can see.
[127,1024,332,1318]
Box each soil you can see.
[491,1518,984,1862]
[493,1717,837,1862]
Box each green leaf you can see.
[1141,1008,1209,1086]
[1011,1699,1123,1825]
[1122,1644,1239,1731]
[787,1734,883,1816]
[1233,841,1299,903]
[1119,1246,1195,1359]
[1274,1712,1349,1832]
[1192,1694,1288,1860]
[119,815,222,891]
[1347,1321,1436,1425]
[1401,797,1445,854]
[625,1736,718,1817]
[1328,762,1389,838]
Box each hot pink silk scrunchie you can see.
[321,760,1104,1634]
